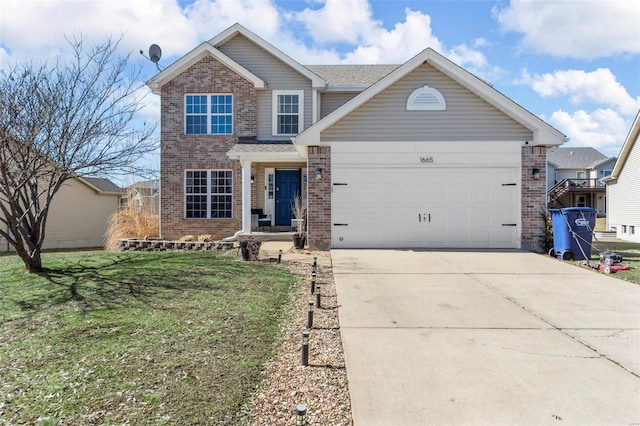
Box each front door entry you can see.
[275,169,300,226]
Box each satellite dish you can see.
[149,44,162,63]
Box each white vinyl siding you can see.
[607,132,640,242]
[320,92,359,118]
[321,63,532,142]
[217,34,313,139]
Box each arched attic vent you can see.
[406,85,446,111]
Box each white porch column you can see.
[241,160,252,233]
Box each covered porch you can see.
[227,142,309,235]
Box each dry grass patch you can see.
[104,187,159,251]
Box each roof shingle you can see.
[547,147,612,169]
[306,64,398,86]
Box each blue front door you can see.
[275,169,300,226]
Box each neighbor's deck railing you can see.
[547,178,606,205]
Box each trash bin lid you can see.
[560,207,597,213]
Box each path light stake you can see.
[295,403,307,425]
[278,249,282,264]
[315,285,321,309]
[301,331,309,366]
[313,256,317,268]
[310,272,316,294]
[307,301,314,328]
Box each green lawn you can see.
[0,250,297,425]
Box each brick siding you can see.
[521,145,547,252]
[160,56,256,240]
[307,146,331,250]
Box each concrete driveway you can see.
[332,250,640,425]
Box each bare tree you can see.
[0,37,157,273]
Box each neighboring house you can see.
[546,147,616,215]
[1,176,121,251]
[120,180,160,215]
[146,23,565,251]
[604,111,640,242]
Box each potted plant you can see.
[291,194,306,249]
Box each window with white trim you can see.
[185,170,233,219]
[185,94,233,135]
[273,90,303,135]
[406,85,446,111]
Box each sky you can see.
[1,0,639,159]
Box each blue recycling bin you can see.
[550,208,597,261]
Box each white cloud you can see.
[494,0,640,59]
[0,0,196,62]
[294,0,381,45]
[520,68,640,116]
[185,0,281,43]
[341,8,444,64]
[549,109,630,157]
[447,44,506,82]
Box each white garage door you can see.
[330,142,521,249]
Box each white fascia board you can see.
[610,110,640,179]
[425,53,565,146]
[209,23,326,89]
[146,42,266,94]
[294,50,429,146]
[295,47,565,147]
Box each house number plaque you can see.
[420,156,434,164]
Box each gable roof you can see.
[209,24,326,89]
[295,47,565,147]
[605,110,640,182]
[79,177,122,194]
[146,40,266,95]
[547,147,612,169]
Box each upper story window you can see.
[407,85,446,111]
[273,90,304,136]
[185,94,233,135]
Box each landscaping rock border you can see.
[250,252,352,425]
[116,238,234,251]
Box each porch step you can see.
[239,232,297,243]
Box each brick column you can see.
[521,146,547,252]
[307,146,331,251]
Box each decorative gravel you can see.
[250,251,352,425]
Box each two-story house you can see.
[546,147,616,215]
[147,23,565,251]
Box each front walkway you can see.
[332,249,640,425]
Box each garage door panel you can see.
[332,163,520,249]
